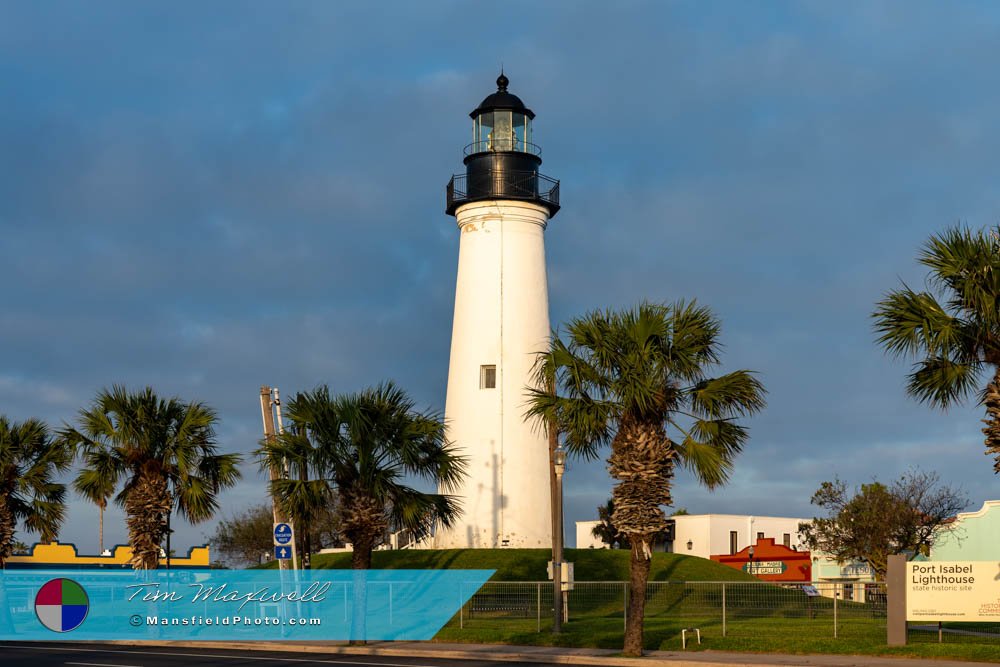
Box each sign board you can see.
[274,545,293,560]
[273,522,293,545]
[906,561,1000,622]
[743,561,787,576]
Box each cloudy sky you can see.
[3,2,999,554]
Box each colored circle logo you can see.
[35,578,89,632]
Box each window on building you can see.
[480,365,497,389]
[729,531,738,555]
[756,531,764,541]
[783,533,791,548]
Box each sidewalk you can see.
[104,639,993,667]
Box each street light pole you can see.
[552,445,566,632]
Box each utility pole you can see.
[261,385,296,571]
[547,380,562,633]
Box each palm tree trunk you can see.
[624,548,651,656]
[343,488,383,645]
[349,534,375,645]
[0,497,14,563]
[351,535,374,570]
[125,472,171,570]
[0,498,15,633]
[982,370,1000,473]
[608,420,674,657]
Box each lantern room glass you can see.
[473,111,531,153]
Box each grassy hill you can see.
[264,548,756,582]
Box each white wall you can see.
[670,514,807,559]
[576,520,605,549]
[433,200,553,548]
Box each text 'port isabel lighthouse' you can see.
[433,74,560,549]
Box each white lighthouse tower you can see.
[434,74,560,549]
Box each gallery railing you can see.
[446,171,559,214]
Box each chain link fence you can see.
[454,580,889,639]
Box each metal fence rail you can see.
[455,581,891,639]
[451,580,998,647]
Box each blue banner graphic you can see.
[0,569,493,641]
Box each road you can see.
[0,643,555,667]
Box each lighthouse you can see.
[434,74,560,549]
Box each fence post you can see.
[537,582,541,633]
[886,554,907,646]
[459,582,464,630]
[721,583,727,638]
[623,582,628,633]
[833,582,838,638]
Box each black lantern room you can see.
[446,74,560,217]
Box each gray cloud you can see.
[3,2,999,552]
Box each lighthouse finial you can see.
[497,69,509,92]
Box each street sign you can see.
[274,545,292,560]
[273,522,293,545]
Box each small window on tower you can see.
[783,533,791,548]
[480,365,497,389]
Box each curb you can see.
[97,640,785,666]
[95,640,988,667]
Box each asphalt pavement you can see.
[0,641,994,667]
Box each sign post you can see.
[273,522,297,567]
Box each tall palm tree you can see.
[64,386,242,569]
[874,225,1000,473]
[0,417,72,633]
[527,302,765,656]
[0,417,72,565]
[257,425,331,566]
[274,383,466,570]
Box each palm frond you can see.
[905,356,983,407]
[687,370,766,419]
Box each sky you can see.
[3,1,999,555]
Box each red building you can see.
[710,537,811,582]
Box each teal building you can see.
[929,500,1000,560]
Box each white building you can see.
[670,514,807,559]
[576,514,807,556]
[576,512,878,599]
[432,75,561,549]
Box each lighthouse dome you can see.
[471,74,535,119]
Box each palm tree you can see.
[273,383,466,570]
[257,426,331,566]
[874,225,1000,473]
[0,417,72,633]
[527,302,765,656]
[0,417,72,565]
[63,386,242,569]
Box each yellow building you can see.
[5,541,210,569]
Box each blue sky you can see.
[3,2,999,554]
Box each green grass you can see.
[263,547,756,583]
[436,614,1000,662]
[260,548,999,661]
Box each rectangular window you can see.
[729,531,738,555]
[783,533,791,548]
[756,531,764,541]
[480,365,496,389]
